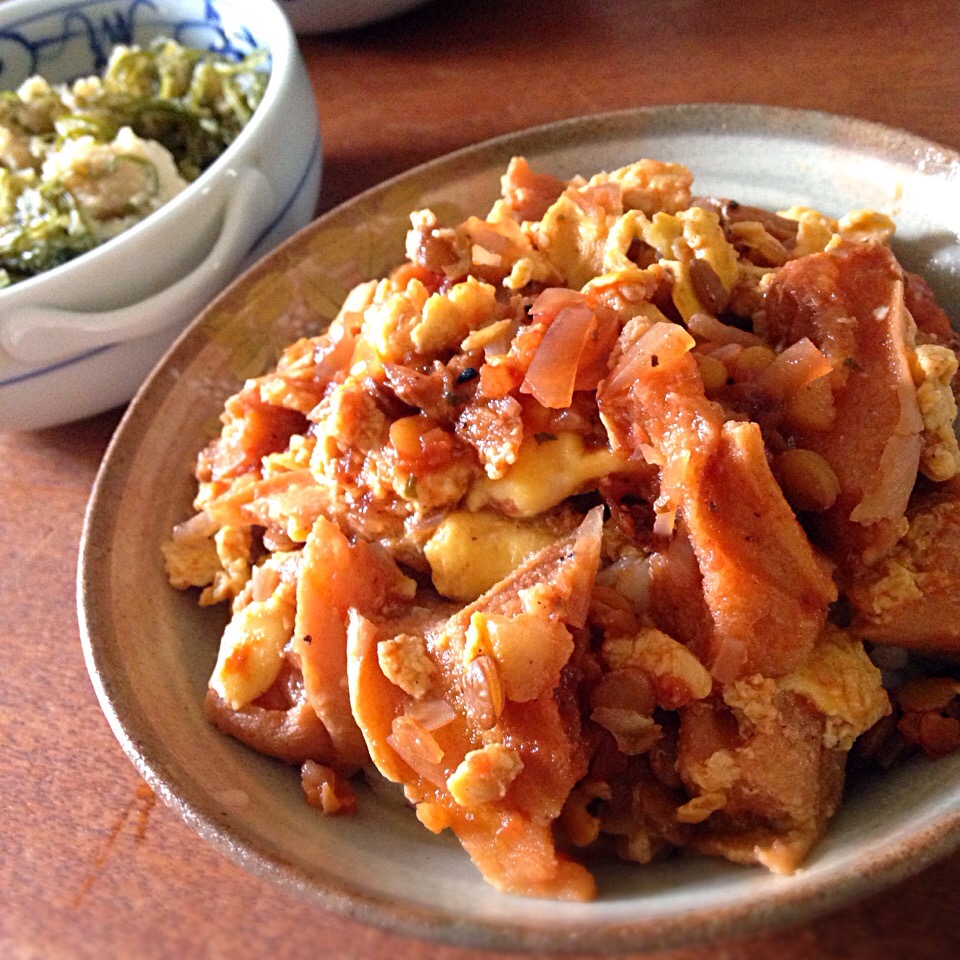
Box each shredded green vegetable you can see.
[0,39,268,287]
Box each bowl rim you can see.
[79,102,960,954]
[0,0,297,301]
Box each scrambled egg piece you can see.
[778,205,837,258]
[377,634,437,699]
[207,525,253,605]
[359,278,429,363]
[681,745,741,797]
[531,168,691,292]
[161,534,219,591]
[587,159,693,216]
[603,628,713,707]
[853,557,924,617]
[599,209,647,275]
[503,252,560,290]
[913,343,960,481]
[411,276,497,354]
[160,521,251,606]
[466,432,627,516]
[537,188,617,290]
[458,213,560,290]
[461,318,516,352]
[837,209,896,245]
[446,743,524,807]
[210,583,295,709]
[639,207,739,320]
[849,494,958,620]
[772,205,894,259]
[777,626,890,750]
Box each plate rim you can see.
[79,102,960,954]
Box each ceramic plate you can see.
[79,105,960,954]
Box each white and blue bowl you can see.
[0,0,322,432]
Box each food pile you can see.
[164,156,960,900]
[0,39,267,286]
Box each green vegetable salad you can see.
[0,40,268,287]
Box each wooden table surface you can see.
[4,1,960,957]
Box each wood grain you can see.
[3,1,959,956]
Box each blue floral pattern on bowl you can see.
[0,0,259,86]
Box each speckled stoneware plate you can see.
[79,105,960,954]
